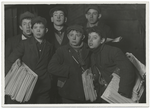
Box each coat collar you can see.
[66,42,90,61]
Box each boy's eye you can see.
[93,12,98,15]
[87,12,91,15]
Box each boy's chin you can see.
[89,46,96,49]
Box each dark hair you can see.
[86,26,106,39]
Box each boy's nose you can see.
[90,14,93,18]
[57,15,61,19]
[73,36,76,40]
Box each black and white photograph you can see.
[1,1,149,107]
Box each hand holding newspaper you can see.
[5,59,38,103]
[101,53,145,103]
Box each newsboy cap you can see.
[67,25,84,34]
[19,11,35,23]
[85,5,101,14]
[49,6,67,17]
[31,16,47,28]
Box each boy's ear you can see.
[85,14,88,19]
[100,38,105,44]
[65,17,67,23]
[51,17,54,22]
[82,35,85,40]
[98,14,102,19]
[19,25,23,31]
[46,28,48,33]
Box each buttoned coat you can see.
[6,36,53,94]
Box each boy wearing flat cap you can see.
[6,16,53,104]
[48,25,91,103]
[46,6,68,51]
[84,4,122,44]
[5,11,35,59]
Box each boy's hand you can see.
[17,59,22,67]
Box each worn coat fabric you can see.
[6,36,53,94]
[91,44,136,98]
[45,25,69,52]
[48,43,91,101]
[5,34,22,59]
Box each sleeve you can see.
[5,38,13,59]
[5,41,25,75]
[48,48,70,78]
[111,48,136,98]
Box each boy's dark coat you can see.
[5,34,22,59]
[91,44,136,98]
[45,25,69,51]
[6,36,53,94]
[48,43,91,101]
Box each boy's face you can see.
[88,32,104,49]
[85,9,101,24]
[67,30,84,46]
[31,23,47,39]
[19,19,32,36]
[51,10,66,26]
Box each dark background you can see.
[4,4,146,64]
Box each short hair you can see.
[86,26,106,39]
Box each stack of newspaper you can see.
[101,53,145,103]
[5,59,38,103]
[82,68,97,102]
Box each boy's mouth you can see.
[88,43,93,46]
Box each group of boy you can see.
[5,4,136,104]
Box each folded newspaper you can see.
[101,53,145,103]
[82,68,97,102]
[5,59,38,103]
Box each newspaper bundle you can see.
[101,53,145,103]
[5,59,38,103]
[82,69,97,102]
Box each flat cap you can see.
[67,25,84,34]
[85,5,101,14]
[49,6,67,17]
[31,16,47,27]
[19,11,35,22]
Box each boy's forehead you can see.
[87,8,98,13]
[33,22,45,27]
[69,30,82,34]
[53,10,64,14]
[22,18,31,22]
